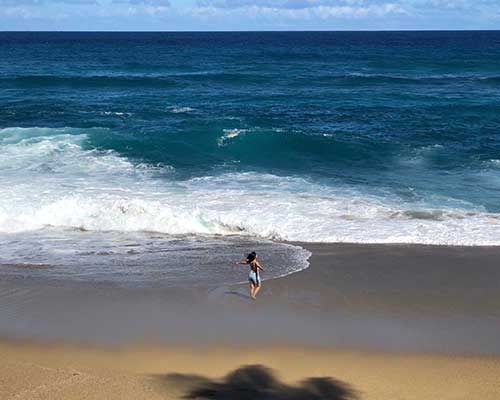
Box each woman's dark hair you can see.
[247,251,257,262]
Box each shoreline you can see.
[0,242,499,354]
[1,242,500,398]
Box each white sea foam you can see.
[100,111,131,116]
[170,106,194,113]
[1,127,500,246]
[217,128,247,146]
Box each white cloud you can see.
[0,0,498,29]
[194,0,499,15]
[0,0,172,20]
[110,0,171,16]
[190,1,407,19]
[112,0,170,6]
[0,0,98,4]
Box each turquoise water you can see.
[0,31,500,285]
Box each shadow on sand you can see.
[161,364,358,400]
[224,290,252,300]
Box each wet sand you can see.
[1,243,500,399]
[1,243,499,353]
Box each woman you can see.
[235,251,266,300]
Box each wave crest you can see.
[1,127,500,246]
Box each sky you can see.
[0,0,499,31]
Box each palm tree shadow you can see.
[161,365,358,400]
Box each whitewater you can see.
[1,126,499,246]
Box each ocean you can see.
[1,31,499,287]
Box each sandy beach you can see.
[1,243,500,399]
[1,340,500,400]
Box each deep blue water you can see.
[1,31,500,284]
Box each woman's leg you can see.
[253,283,261,298]
[249,282,256,299]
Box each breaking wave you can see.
[1,127,500,245]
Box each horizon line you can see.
[1,29,499,33]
